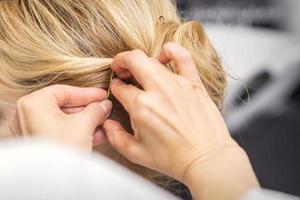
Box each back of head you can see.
[0,0,226,107]
[0,0,226,196]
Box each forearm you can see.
[184,146,260,200]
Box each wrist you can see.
[183,144,259,200]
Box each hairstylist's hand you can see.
[104,43,259,200]
[10,85,112,150]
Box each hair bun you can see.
[153,20,226,109]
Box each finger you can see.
[76,100,112,128]
[159,43,201,82]
[36,85,108,108]
[111,78,142,112]
[93,128,107,146]
[112,50,168,89]
[117,71,133,80]
[62,106,85,114]
[103,120,141,162]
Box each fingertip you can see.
[163,42,180,50]
[111,63,126,74]
[103,120,142,163]
[111,78,125,85]
[103,119,115,127]
[110,78,126,95]
[103,119,131,146]
[159,43,200,82]
[111,52,131,73]
[103,119,120,135]
[78,100,112,128]
[103,120,119,145]
[93,128,107,146]
[99,100,113,118]
[159,42,179,64]
[117,71,133,80]
[163,42,183,54]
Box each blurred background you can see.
[177,0,300,197]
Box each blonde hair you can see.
[0,0,226,196]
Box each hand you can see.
[104,43,236,180]
[10,85,112,150]
[104,43,259,199]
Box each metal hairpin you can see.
[107,71,115,97]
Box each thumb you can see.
[103,120,142,163]
[76,100,112,128]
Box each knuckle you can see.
[135,94,150,111]
[130,111,139,122]
[45,84,68,99]
[17,95,34,110]
[134,108,150,123]
[135,94,146,105]
[51,84,64,89]
[148,57,157,63]
[125,50,145,63]
[51,84,67,94]
[179,50,193,63]
[125,147,138,163]
[163,42,176,51]
[43,84,64,93]
[149,57,161,66]
[132,97,151,121]
[131,49,145,56]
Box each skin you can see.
[9,85,112,150]
[104,43,260,199]
[9,43,259,200]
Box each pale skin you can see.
[9,85,113,150]
[8,43,259,200]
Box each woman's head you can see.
[0,0,226,108]
[0,0,226,194]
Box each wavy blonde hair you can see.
[0,0,226,196]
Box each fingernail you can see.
[112,78,122,84]
[99,100,113,118]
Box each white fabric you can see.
[1,139,299,200]
[0,139,179,200]
[242,189,300,200]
